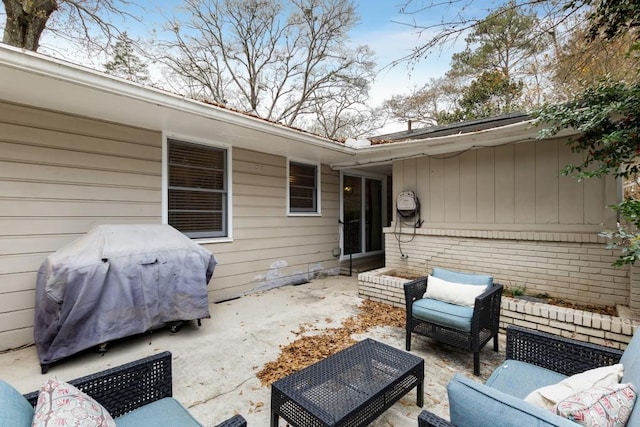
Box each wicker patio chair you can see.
[23,351,245,427]
[417,325,631,427]
[404,270,503,376]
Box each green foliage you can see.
[104,32,150,84]
[383,0,545,126]
[600,223,640,266]
[450,0,544,79]
[511,284,526,297]
[536,80,640,180]
[536,0,640,267]
[581,0,640,42]
[535,79,640,266]
[446,0,545,116]
[459,71,524,119]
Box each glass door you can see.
[366,178,382,252]
[343,175,361,256]
[342,174,384,256]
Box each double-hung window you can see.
[289,161,320,214]
[167,138,228,239]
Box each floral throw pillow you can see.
[32,379,116,427]
[553,383,636,427]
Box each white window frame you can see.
[162,133,233,243]
[287,159,321,216]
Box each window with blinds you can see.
[168,139,227,238]
[289,161,318,213]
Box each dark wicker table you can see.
[271,338,424,427]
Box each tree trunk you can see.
[2,0,58,51]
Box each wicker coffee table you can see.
[270,338,424,427]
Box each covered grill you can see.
[34,224,216,373]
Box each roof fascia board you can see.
[0,45,579,168]
[0,44,355,156]
[332,120,580,170]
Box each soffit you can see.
[0,45,576,173]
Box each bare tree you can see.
[381,76,464,126]
[306,66,384,139]
[392,0,587,66]
[2,0,140,52]
[154,0,377,136]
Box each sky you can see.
[3,0,462,133]
[349,1,456,107]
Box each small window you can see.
[289,161,319,214]
[167,139,228,238]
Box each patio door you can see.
[342,174,384,256]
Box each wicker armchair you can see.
[23,352,245,427]
[418,325,628,427]
[404,272,503,376]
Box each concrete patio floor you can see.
[0,275,506,426]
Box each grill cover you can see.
[34,224,217,366]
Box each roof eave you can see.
[0,44,356,163]
[332,119,579,170]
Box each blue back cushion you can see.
[432,267,493,287]
[486,360,567,399]
[0,380,34,427]
[620,327,640,369]
[621,328,640,426]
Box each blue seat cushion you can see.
[447,374,577,427]
[115,397,202,427]
[485,360,567,399]
[0,380,34,427]
[432,267,493,286]
[412,298,474,332]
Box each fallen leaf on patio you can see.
[256,299,405,386]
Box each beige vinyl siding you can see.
[0,102,342,351]
[202,148,340,303]
[0,101,162,350]
[393,138,617,231]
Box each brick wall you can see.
[500,297,637,348]
[385,228,630,308]
[359,269,639,348]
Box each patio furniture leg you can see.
[473,352,480,376]
[417,378,424,407]
[406,330,412,351]
[493,335,499,352]
[271,411,278,427]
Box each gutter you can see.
[0,44,355,157]
[332,119,580,170]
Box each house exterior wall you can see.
[201,149,341,303]
[0,101,341,351]
[387,138,632,308]
[0,101,163,351]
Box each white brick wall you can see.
[359,269,639,348]
[384,228,631,308]
[500,297,639,348]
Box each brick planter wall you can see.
[384,228,631,309]
[359,268,639,348]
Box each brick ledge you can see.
[383,227,607,243]
[358,268,638,349]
